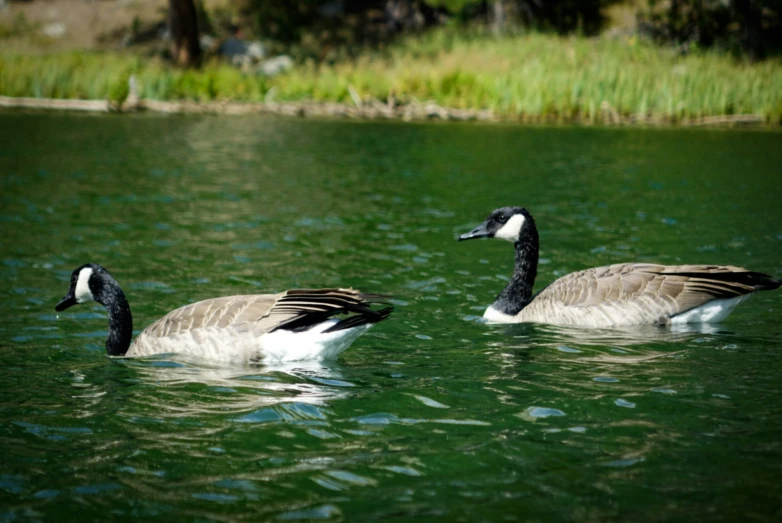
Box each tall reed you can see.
[1,31,780,122]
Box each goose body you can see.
[55,264,392,363]
[459,207,780,328]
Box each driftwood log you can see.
[0,95,767,126]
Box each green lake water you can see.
[1,113,781,521]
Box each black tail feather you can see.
[271,287,394,334]
[323,306,394,333]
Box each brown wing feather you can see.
[141,293,285,339]
[537,263,767,316]
[138,288,382,340]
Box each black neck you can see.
[493,225,539,316]
[97,284,133,356]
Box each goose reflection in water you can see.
[480,322,734,421]
[481,321,730,368]
[121,357,354,419]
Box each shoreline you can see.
[3,32,780,128]
[0,95,771,127]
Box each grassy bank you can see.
[2,31,781,123]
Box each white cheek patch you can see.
[494,214,525,242]
[74,267,94,303]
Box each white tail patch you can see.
[75,267,94,304]
[495,214,525,242]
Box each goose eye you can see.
[497,214,508,223]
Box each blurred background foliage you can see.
[1,0,781,122]
[2,0,781,61]
[230,0,781,60]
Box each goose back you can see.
[508,263,774,327]
[126,288,389,361]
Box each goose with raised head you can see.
[55,263,393,363]
[458,207,780,327]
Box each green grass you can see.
[2,31,782,123]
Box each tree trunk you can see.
[490,0,505,35]
[168,0,201,67]
[735,0,765,60]
[669,0,680,39]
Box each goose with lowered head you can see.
[458,207,780,328]
[55,263,393,363]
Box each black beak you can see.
[55,293,77,312]
[458,221,492,241]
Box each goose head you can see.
[458,207,533,243]
[56,263,117,311]
[55,263,133,356]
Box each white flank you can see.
[260,320,373,363]
[127,319,375,363]
[483,305,518,323]
[494,214,525,242]
[74,267,94,303]
[670,295,749,324]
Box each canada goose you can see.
[55,263,393,363]
[458,207,780,328]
